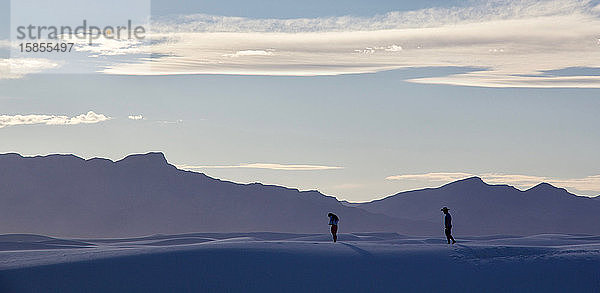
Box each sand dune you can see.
[0,232,598,292]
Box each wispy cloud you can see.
[0,58,61,79]
[331,183,364,189]
[96,0,600,87]
[4,0,599,87]
[177,163,343,171]
[158,119,183,124]
[128,115,144,120]
[0,111,110,128]
[0,40,10,49]
[150,1,594,33]
[386,172,474,182]
[223,50,274,57]
[386,172,600,195]
[71,38,149,57]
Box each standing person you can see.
[441,207,456,244]
[327,213,339,242]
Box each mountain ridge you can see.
[355,175,600,235]
[0,152,598,237]
[0,152,426,237]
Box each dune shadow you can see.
[340,242,372,257]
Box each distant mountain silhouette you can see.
[1,153,598,237]
[354,177,600,235]
[0,152,428,237]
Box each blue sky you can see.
[1,0,600,201]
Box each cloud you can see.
[3,0,598,87]
[149,1,595,33]
[128,115,144,120]
[331,183,365,189]
[0,37,148,78]
[0,40,11,49]
[386,172,474,182]
[177,163,343,171]
[0,111,110,128]
[70,38,149,56]
[549,175,600,193]
[386,172,600,195]
[95,0,600,87]
[223,50,274,57]
[0,58,61,79]
[158,119,183,124]
[384,45,403,52]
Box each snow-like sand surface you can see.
[1,232,599,292]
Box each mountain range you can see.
[0,152,598,237]
[354,177,600,235]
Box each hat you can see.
[441,207,449,212]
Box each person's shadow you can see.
[340,242,372,257]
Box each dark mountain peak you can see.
[0,151,414,237]
[40,154,83,160]
[526,182,565,193]
[0,153,85,165]
[461,176,485,183]
[0,152,23,159]
[0,153,25,164]
[528,182,554,189]
[1,152,173,170]
[116,152,168,166]
[442,176,487,188]
[86,157,113,164]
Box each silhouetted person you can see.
[328,212,339,242]
[441,207,456,244]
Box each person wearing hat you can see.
[327,212,339,242]
[441,207,456,244]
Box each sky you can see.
[1,0,599,201]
